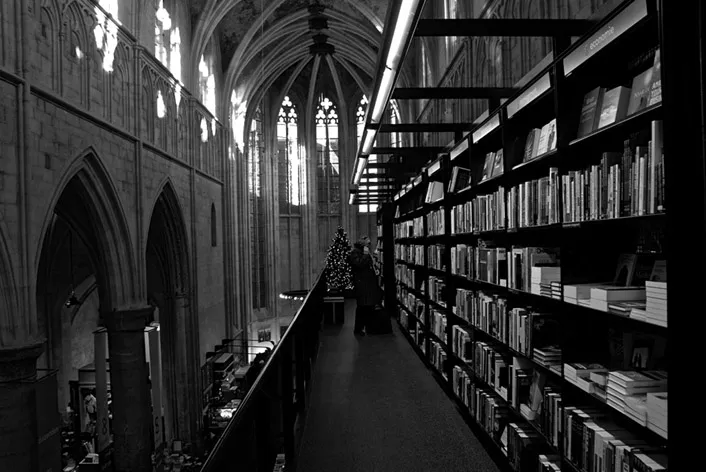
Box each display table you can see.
[323,295,345,325]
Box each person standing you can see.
[348,235,381,336]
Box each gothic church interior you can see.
[0,0,633,471]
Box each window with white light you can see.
[316,95,340,215]
[199,52,216,116]
[278,96,305,214]
[154,0,181,82]
[93,3,119,72]
[156,90,166,118]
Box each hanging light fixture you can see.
[65,231,81,308]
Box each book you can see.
[490,149,504,178]
[480,152,495,181]
[577,87,604,137]
[523,128,541,162]
[597,86,631,129]
[626,67,655,115]
[647,49,662,107]
[536,119,557,155]
[448,166,472,193]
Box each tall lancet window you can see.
[248,107,268,309]
[315,95,340,215]
[278,96,305,214]
[356,95,378,214]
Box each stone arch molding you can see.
[35,146,140,313]
[146,177,191,292]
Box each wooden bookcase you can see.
[384,1,682,471]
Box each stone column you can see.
[0,342,44,471]
[173,292,191,443]
[104,307,153,472]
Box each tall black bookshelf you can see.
[386,1,688,471]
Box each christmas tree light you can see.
[325,226,354,292]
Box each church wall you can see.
[0,0,228,404]
[193,173,226,359]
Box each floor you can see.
[296,300,502,472]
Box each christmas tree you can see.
[325,226,354,292]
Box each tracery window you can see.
[154,0,181,82]
[315,95,340,215]
[248,107,268,308]
[278,96,305,214]
[199,52,216,116]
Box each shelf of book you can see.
[568,103,662,148]
[384,1,670,471]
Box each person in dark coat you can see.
[348,235,381,336]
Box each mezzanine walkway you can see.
[296,299,502,472]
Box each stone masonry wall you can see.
[0,0,227,373]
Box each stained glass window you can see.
[316,95,340,215]
[278,96,305,214]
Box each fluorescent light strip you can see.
[362,130,377,155]
[386,0,420,70]
[370,67,395,123]
[353,157,368,185]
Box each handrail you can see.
[200,270,327,471]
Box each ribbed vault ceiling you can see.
[188,0,391,117]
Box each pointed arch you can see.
[35,146,138,311]
[147,177,190,275]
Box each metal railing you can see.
[201,271,327,472]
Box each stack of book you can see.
[647,392,668,438]
[563,283,602,306]
[645,281,667,326]
[549,281,562,299]
[530,267,561,296]
[537,454,561,472]
[533,346,562,370]
[589,286,645,312]
[630,450,668,472]
[624,394,649,426]
[564,363,608,398]
[606,371,668,417]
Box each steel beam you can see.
[414,19,596,37]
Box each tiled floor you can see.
[296,300,502,472]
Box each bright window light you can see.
[156,1,171,30]
[156,90,166,118]
[174,83,182,110]
[200,118,209,142]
